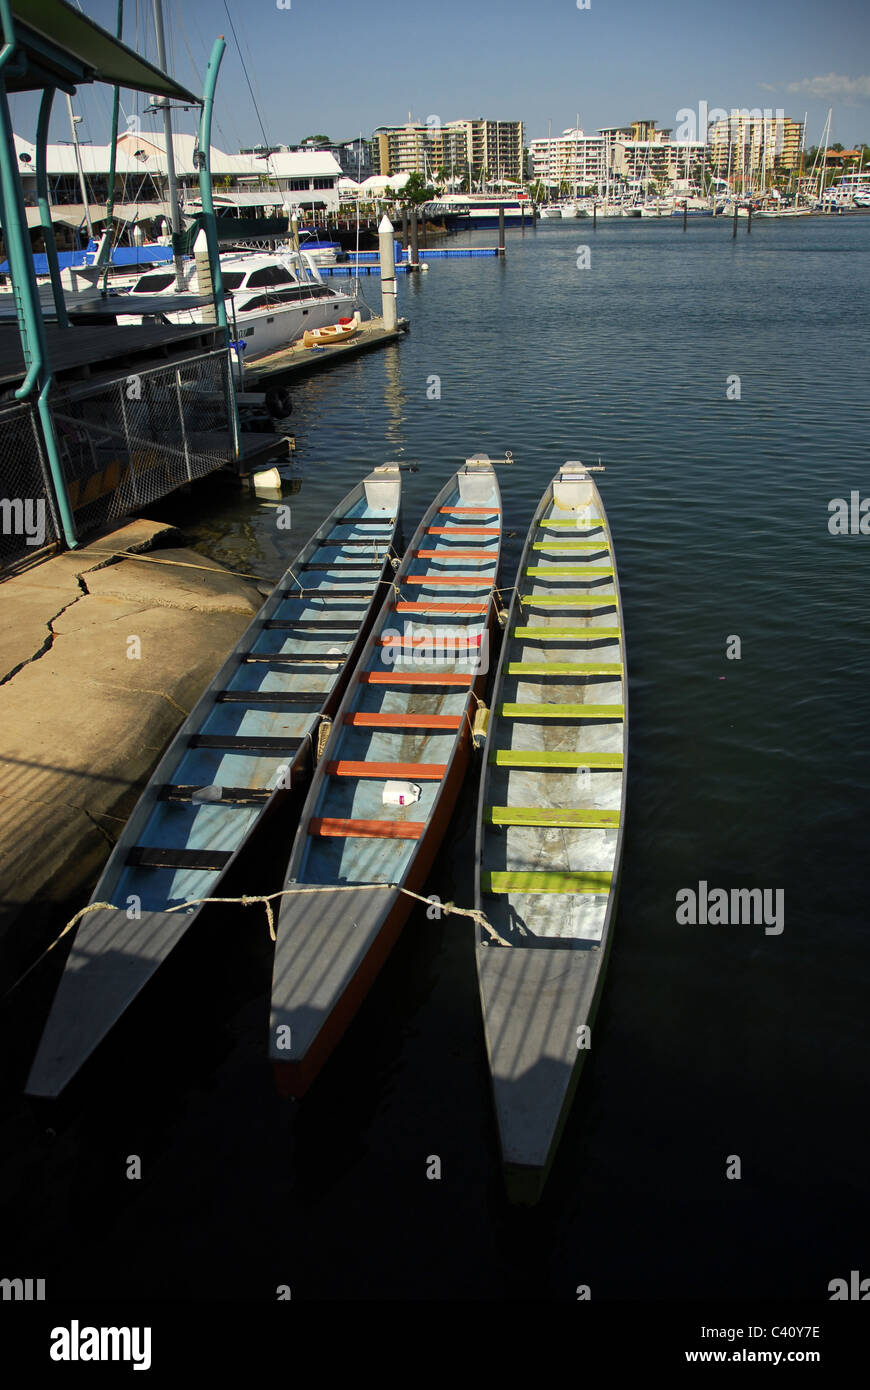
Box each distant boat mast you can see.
[152,0,185,288]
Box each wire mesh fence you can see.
[0,402,61,572]
[0,350,235,572]
[50,349,235,538]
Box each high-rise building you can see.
[373,118,524,183]
[528,128,605,189]
[708,114,805,182]
[599,122,706,187]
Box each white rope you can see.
[53,880,510,952]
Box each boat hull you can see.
[474,462,627,1201]
[269,458,503,1096]
[271,715,477,1097]
[25,468,402,1097]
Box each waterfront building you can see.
[708,114,805,184]
[530,120,706,195]
[599,121,707,190]
[529,128,605,191]
[12,131,343,230]
[373,118,524,185]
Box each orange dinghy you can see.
[302,316,358,347]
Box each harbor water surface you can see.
[5,216,870,1300]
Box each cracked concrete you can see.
[0,518,263,976]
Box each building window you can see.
[289,178,309,191]
[312,177,334,189]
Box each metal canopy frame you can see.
[3,0,199,100]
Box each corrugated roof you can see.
[15,132,344,181]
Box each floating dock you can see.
[344,247,501,262]
[317,262,414,276]
[408,247,501,258]
[243,316,409,384]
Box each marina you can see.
[0,0,868,1334]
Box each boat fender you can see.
[315,718,332,761]
[472,702,490,748]
[382,780,422,807]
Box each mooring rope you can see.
[51,881,510,953]
[81,542,403,594]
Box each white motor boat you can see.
[120,249,371,367]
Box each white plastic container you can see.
[382,780,422,807]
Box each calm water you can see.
[4,216,870,1301]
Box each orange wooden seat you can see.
[414,549,491,560]
[394,601,488,614]
[439,507,500,515]
[360,671,472,687]
[327,761,446,780]
[309,817,423,840]
[426,527,500,536]
[404,575,494,586]
[376,633,481,647]
[345,712,461,730]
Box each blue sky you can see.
[11,0,870,151]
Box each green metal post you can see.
[197,37,229,337]
[0,1,78,546]
[101,0,124,293]
[197,35,241,459]
[36,87,70,328]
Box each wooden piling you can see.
[732,205,738,238]
[498,205,505,254]
[682,200,688,231]
[747,205,752,234]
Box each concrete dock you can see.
[0,519,263,983]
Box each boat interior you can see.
[293,464,502,889]
[479,468,625,948]
[107,469,400,912]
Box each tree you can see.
[400,170,435,206]
[302,134,331,146]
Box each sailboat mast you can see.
[153,0,185,288]
[65,94,94,242]
[820,107,831,210]
[797,111,807,206]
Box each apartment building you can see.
[528,127,605,189]
[373,118,524,182]
[599,121,706,186]
[708,114,805,181]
